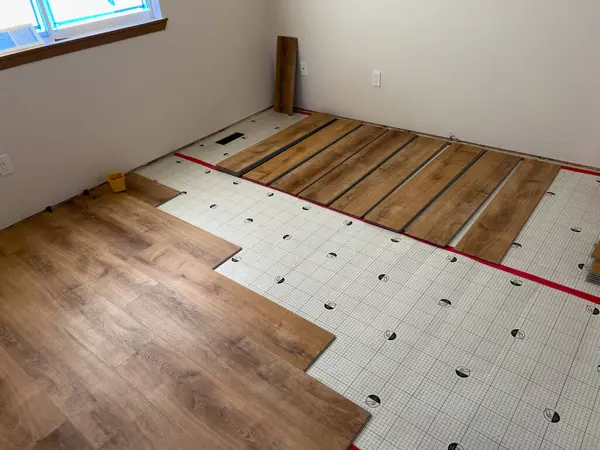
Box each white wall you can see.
[274,0,600,168]
[0,0,274,230]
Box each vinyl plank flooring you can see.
[272,125,386,194]
[244,119,360,185]
[78,193,241,268]
[331,136,447,217]
[455,159,561,263]
[0,347,65,450]
[365,144,484,231]
[118,338,323,450]
[405,151,521,246]
[129,243,333,370]
[123,302,368,450]
[32,421,93,450]
[217,113,336,176]
[300,130,415,205]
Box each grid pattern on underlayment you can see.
[176,109,305,165]
[136,155,600,450]
[500,170,600,298]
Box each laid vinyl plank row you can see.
[455,159,561,263]
[365,144,484,231]
[331,136,447,217]
[405,151,521,246]
[123,292,368,450]
[0,293,199,450]
[244,119,361,185]
[300,130,416,205]
[129,243,334,370]
[272,125,386,194]
[217,113,336,176]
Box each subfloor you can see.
[151,109,600,450]
[0,181,368,449]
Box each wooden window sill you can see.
[0,18,168,72]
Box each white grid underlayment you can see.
[135,111,600,450]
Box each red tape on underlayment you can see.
[173,152,600,307]
[562,165,600,177]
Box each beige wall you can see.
[0,0,274,230]
[274,0,600,168]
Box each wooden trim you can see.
[0,18,167,71]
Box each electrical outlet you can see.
[0,154,15,176]
[300,61,308,76]
[372,70,382,87]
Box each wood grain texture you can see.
[217,113,336,176]
[273,36,298,115]
[272,125,386,194]
[331,136,446,217]
[244,119,361,185]
[405,151,521,246]
[0,19,168,72]
[455,159,561,263]
[365,144,484,231]
[0,184,365,450]
[129,243,332,370]
[300,130,416,205]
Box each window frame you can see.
[16,0,162,41]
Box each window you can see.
[1,0,160,39]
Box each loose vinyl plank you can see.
[405,151,521,246]
[273,36,298,115]
[300,130,416,205]
[365,144,484,231]
[272,125,386,194]
[455,159,561,263]
[244,119,360,185]
[331,136,447,217]
[217,113,336,176]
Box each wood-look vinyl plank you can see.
[455,159,561,263]
[128,244,333,370]
[364,144,484,231]
[331,136,447,217]
[217,113,336,176]
[405,151,521,246]
[118,338,321,450]
[124,298,368,450]
[274,36,298,115]
[73,193,240,267]
[300,130,416,205]
[32,421,93,450]
[244,119,361,185]
[272,125,386,194]
[0,298,198,450]
[0,348,65,450]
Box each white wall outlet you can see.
[372,70,382,87]
[0,154,15,176]
[300,61,308,76]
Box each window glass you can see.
[45,0,148,29]
[0,0,44,31]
